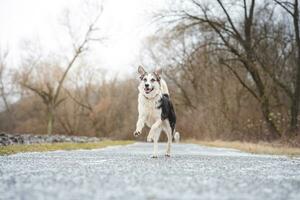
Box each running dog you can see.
[133,66,179,158]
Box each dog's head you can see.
[138,65,162,98]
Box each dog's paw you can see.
[146,135,153,142]
[133,131,141,137]
[165,153,171,157]
[151,155,158,158]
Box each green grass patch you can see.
[0,140,134,156]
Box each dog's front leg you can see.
[147,119,162,142]
[133,116,145,137]
[151,127,161,158]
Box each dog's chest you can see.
[139,96,161,127]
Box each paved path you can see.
[0,143,300,200]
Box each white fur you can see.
[134,67,174,157]
[174,132,180,143]
[160,79,169,95]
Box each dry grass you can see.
[187,139,300,157]
[0,140,134,156]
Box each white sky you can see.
[0,0,168,76]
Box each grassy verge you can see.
[0,140,134,156]
[187,139,300,157]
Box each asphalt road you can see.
[0,142,300,200]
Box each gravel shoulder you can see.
[0,142,300,200]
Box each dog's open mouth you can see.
[144,87,153,94]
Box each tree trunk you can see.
[47,107,54,135]
[245,60,281,139]
[290,96,299,134]
[261,97,281,139]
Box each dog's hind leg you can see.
[163,123,172,157]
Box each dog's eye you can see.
[150,79,156,82]
[143,78,147,82]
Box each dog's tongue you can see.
[145,88,152,94]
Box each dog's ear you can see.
[138,66,146,76]
[154,68,162,80]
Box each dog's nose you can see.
[145,83,149,87]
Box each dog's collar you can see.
[143,93,160,100]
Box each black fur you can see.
[158,94,176,134]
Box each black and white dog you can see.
[133,66,179,158]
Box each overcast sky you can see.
[0,0,168,76]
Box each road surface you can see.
[0,142,300,200]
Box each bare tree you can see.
[57,66,103,135]
[19,6,104,135]
[273,0,300,134]
[159,0,284,139]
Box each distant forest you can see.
[0,0,299,143]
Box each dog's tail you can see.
[174,131,180,143]
[160,79,169,95]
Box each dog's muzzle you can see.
[144,87,153,94]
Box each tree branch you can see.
[221,60,260,101]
